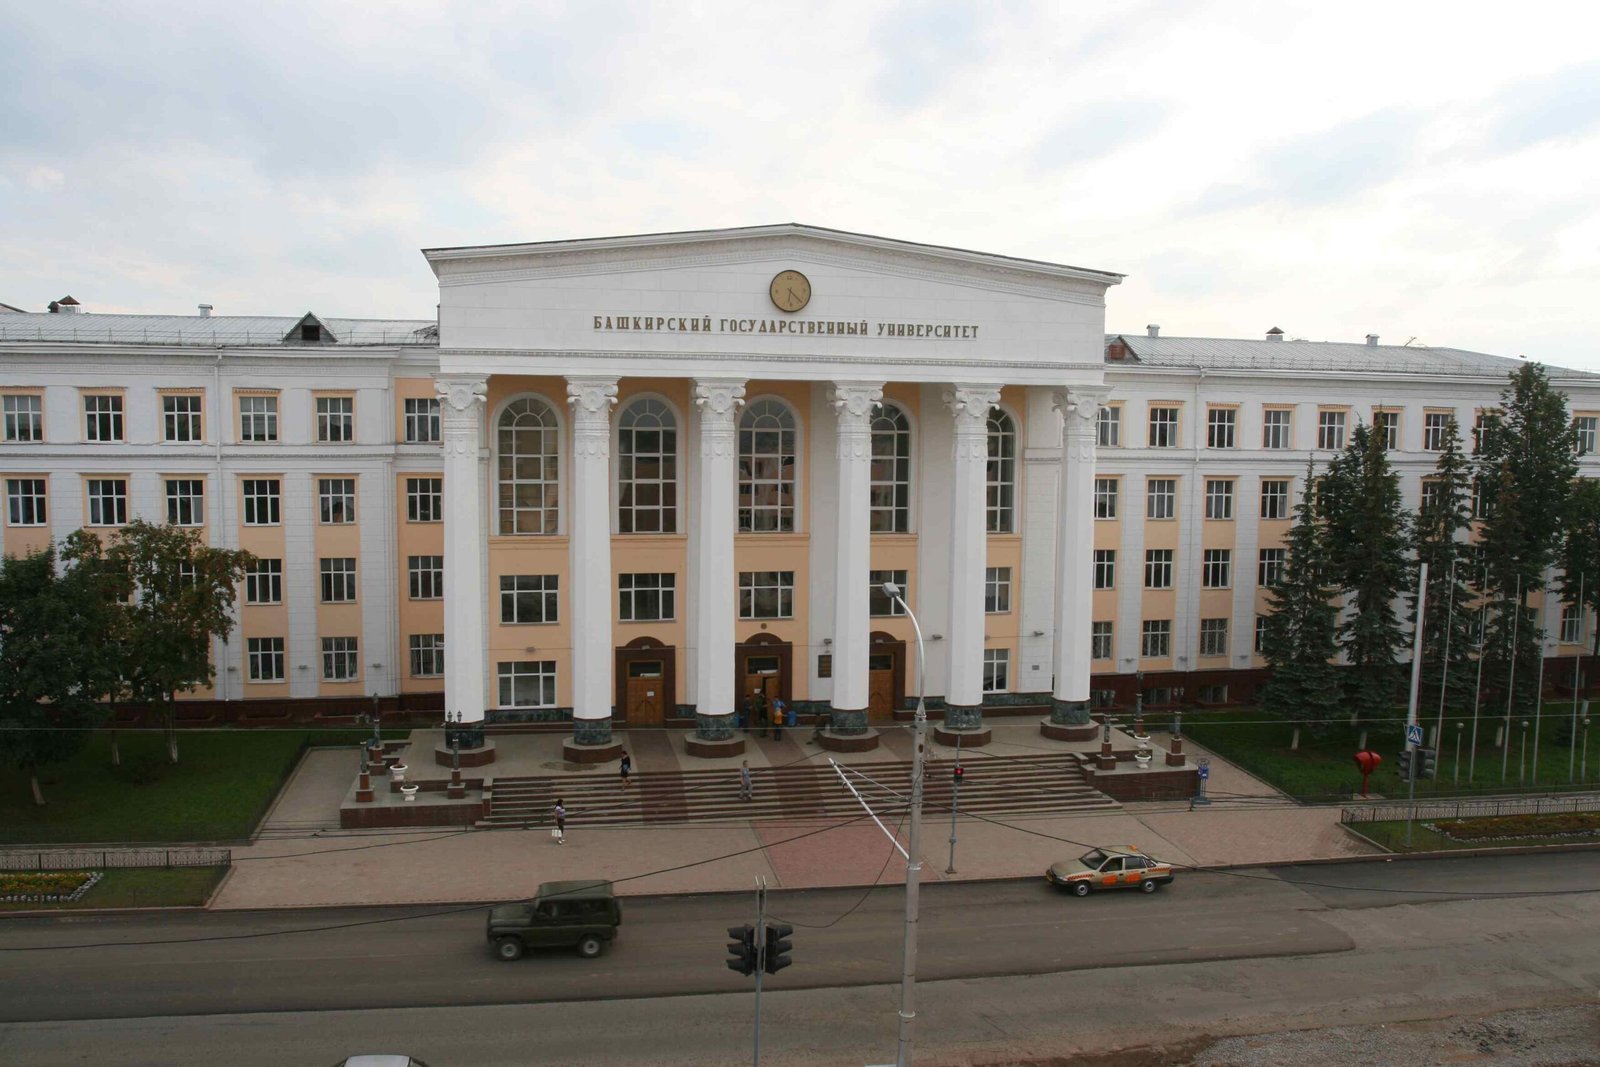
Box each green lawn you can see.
[0,728,387,845]
[1349,818,1600,854]
[0,866,227,911]
[1148,706,1600,800]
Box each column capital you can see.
[435,376,488,414]
[692,378,747,422]
[831,381,885,424]
[566,376,619,421]
[944,384,1004,428]
[1051,384,1111,432]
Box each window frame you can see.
[318,477,356,525]
[1260,479,1290,520]
[869,569,909,617]
[164,477,205,526]
[869,402,912,534]
[1262,407,1293,450]
[1206,407,1237,449]
[1423,410,1452,451]
[162,393,203,443]
[497,395,562,536]
[1093,477,1118,519]
[2,394,43,442]
[619,572,677,622]
[239,394,279,443]
[500,574,560,625]
[1373,409,1400,450]
[1146,477,1176,520]
[1317,408,1348,451]
[1201,548,1232,589]
[244,559,283,605]
[1090,621,1114,660]
[315,394,355,443]
[321,636,359,681]
[1258,548,1287,587]
[1143,549,1174,590]
[242,478,281,526]
[1140,620,1172,658]
[409,633,445,678]
[5,477,47,526]
[403,397,441,443]
[247,637,285,682]
[408,554,444,601]
[1093,549,1116,590]
[1199,617,1229,657]
[83,393,124,443]
[739,570,795,620]
[406,476,443,523]
[1147,405,1180,448]
[1097,405,1121,448]
[1204,478,1234,520]
[986,408,1017,534]
[618,396,680,535]
[738,398,798,534]
[984,566,1012,614]
[982,648,1010,694]
[86,477,128,526]
[497,660,557,709]
[319,557,358,604]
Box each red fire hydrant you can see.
[1353,750,1383,797]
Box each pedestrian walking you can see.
[771,699,784,740]
[553,799,566,844]
[619,751,632,789]
[739,759,754,801]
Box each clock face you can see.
[769,270,811,313]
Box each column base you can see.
[942,702,984,731]
[1040,717,1099,742]
[828,707,871,736]
[1049,697,1093,726]
[818,728,881,753]
[694,711,737,741]
[433,741,497,768]
[933,725,991,747]
[685,735,746,759]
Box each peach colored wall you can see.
[396,470,445,694]
[236,474,288,696]
[314,472,365,695]
[393,378,437,441]
[1,468,52,556]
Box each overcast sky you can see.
[2,1,1596,368]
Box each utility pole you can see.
[1406,562,1428,849]
[753,877,766,1067]
[887,582,927,1067]
[945,732,963,875]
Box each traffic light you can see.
[763,922,793,975]
[1418,747,1437,780]
[1397,749,1414,782]
[726,924,757,976]
[952,764,964,787]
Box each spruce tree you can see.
[1322,422,1412,724]
[1560,478,1600,660]
[1259,461,1342,738]
[1413,415,1480,726]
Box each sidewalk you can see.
[212,726,1378,909]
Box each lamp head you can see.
[881,581,902,598]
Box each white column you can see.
[692,378,746,737]
[437,376,488,725]
[1051,384,1110,734]
[944,385,1003,730]
[830,381,884,733]
[567,376,619,746]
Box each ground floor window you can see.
[1197,683,1230,704]
[498,660,556,708]
[1141,620,1171,658]
[247,637,284,681]
[410,634,444,678]
[982,648,1010,693]
[321,636,358,680]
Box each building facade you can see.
[3,225,1598,751]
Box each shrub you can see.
[1432,812,1600,840]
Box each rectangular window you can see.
[982,648,1010,693]
[86,478,127,526]
[406,477,443,522]
[244,559,282,605]
[1146,477,1176,519]
[1562,604,1583,645]
[3,395,43,442]
[1423,411,1451,451]
[1472,479,1492,520]
[1141,620,1172,658]
[619,573,676,622]
[319,478,356,524]
[84,394,123,442]
[1255,615,1269,653]
[1205,478,1234,520]
[321,636,359,681]
[1260,479,1290,520]
[500,574,559,624]
[740,571,795,619]
[316,396,354,442]
[1144,686,1175,707]
[1093,477,1118,519]
[1577,417,1598,457]
[1258,548,1286,587]
[1148,406,1179,447]
[1202,549,1232,588]
[165,478,205,526]
[1262,408,1292,449]
[404,398,441,443]
[1091,621,1114,660]
[320,557,357,603]
[240,395,278,442]
[1198,683,1229,704]
[242,478,281,525]
[1473,411,1498,453]
[1317,409,1347,451]
[1097,406,1121,447]
[1420,480,1444,515]
[1144,549,1173,589]
[408,555,444,600]
[985,566,1012,613]
[868,570,910,617]
[1199,617,1229,657]
[1093,549,1116,590]
[1374,409,1399,450]
[247,637,285,682]
[410,634,445,678]
[5,478,47,526]
[1206,408,1236,448]
[498,660,557,708]
[163,394,203,442]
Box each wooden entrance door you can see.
[868,652,897,718]
[743,656,782,703]
[625,660,666,725]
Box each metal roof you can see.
[1106,334,1600,380]
[0,313,438,347]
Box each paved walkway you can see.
[209,725,1378,909]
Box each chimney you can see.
[1146,324,1160,337]
[1365,333,1379,347]
[1266,326,1283,342]
[198,304,213,318]
[56,295,81,315]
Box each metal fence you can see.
[0,847,231,872]
[1342,793,1600,825]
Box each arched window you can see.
[618,398,678,533]
[738,399,797,532]
[497,397,560,535]
[870,403,911,533]
[986,409,1016,533]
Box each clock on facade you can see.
[769,270,811,313]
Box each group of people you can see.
[741,690,789,738]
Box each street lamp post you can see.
[945,731,962,876]
[1454,721,1464,786]
[883,582,926,1067]
[1519,719,1530,786]
[1584,718,1592,783]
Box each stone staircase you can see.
[477,752,1118,829]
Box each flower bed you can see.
[1428,812,1600,842]
[0,870,102,903]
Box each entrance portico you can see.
[424,224,1121,757]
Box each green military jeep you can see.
[486,880,622,961]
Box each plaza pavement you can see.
[208,727,1379,910]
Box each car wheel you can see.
[1140,878,1159,894]
[1071,880,1091,897]
[576,934,604,958]
[495,937,524,962]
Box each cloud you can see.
[870,1,985,109]
[1033,99,1170,169]
[1483,62,1600,153]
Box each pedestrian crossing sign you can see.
[1406,724,1424,747]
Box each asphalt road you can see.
[2,852,1598,1066]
